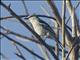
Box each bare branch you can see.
[0,14,72,32]
[66,37,80,60]
[1,25,41,44]
[21,0,29,16]
[66,2,80,24]
[47,0,73,47]
[62,0,66,60]
[66,1,80,37]
[1,32,45,60]
[1,26,55,49]
[1,2,59,59]
[0,15,28,20]
[15,53,26,60]
[12,42,26,60]
[40,4,59,58]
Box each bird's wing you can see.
[38,18,62,47]
[38,18,55,35]
[38,18,56,37]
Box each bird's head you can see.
[24,14,38,19]
[25,14,40,24]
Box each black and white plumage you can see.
[26,15,57,39]
[25,14,62,47]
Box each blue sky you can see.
[1,1,80,60]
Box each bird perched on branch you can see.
[25,14,62,47]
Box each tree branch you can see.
[1,32,45,60]
[1,2,59,60]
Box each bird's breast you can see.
[32,24,46,36]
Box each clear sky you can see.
[1,0,80,60]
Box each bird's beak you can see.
[24,15,31,20]
[24,15,33,20]
[24,17,29,20]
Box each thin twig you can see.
[66,1,80,37]
[0,14,72,32]
[1,26,56,50]
[1,32,45,60]
[40,5,59,58]
[47,0,72,48]
[12,42,26,60]
[0,15,28,20]
[66,37,80,60]
[0,25,41,44]
[66,2,80,24]
[1,2,59,60]
[62,0,66,60]
[21,0,29,16]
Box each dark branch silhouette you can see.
[1,32,45,60]
[1,2,59,60]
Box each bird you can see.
[25,14,62,47]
